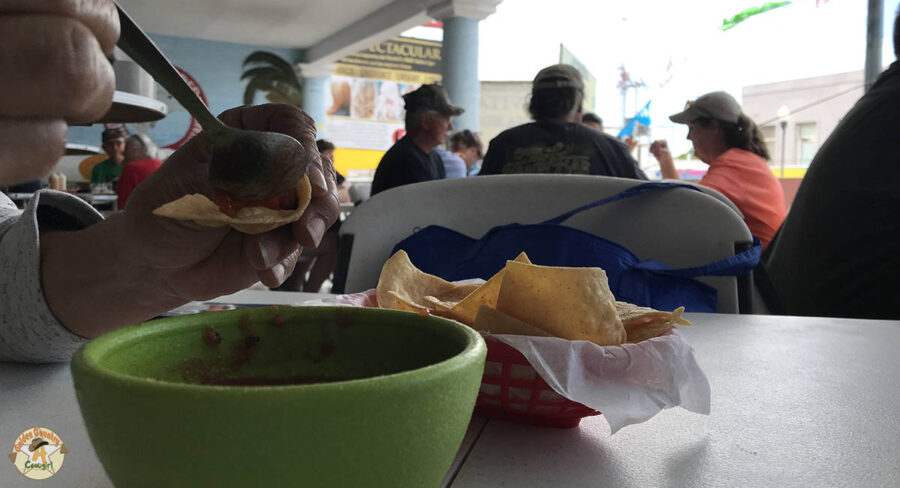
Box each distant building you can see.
[742,70,865,176]
[478,81,532,144]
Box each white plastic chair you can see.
[334,174,754,313]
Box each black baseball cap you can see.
[403,84,464,116]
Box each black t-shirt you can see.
[478,121,647,179]
[759,61,900,319]
[370,136,446,196]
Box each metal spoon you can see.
[115,3,307,202]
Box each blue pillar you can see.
[442,16,480,132]
[300,64,333,139]
[428,0,503,133]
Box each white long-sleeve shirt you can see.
[0,191,102,363]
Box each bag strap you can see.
[634,237,762,277]
[542,182,703,225]
[542,181,761,277]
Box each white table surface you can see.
[2,296,899,487]
[450,313,900,488]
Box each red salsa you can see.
[212,190,281,217]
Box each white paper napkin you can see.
[299,290,710,434]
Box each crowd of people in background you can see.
[1,1,897,365]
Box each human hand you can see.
[649,140,671,161]
[625,135,638,152]
[0,0,118,184]
[121,104,340,301]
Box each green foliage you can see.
[675,148,695,160]
[240,51,303,106]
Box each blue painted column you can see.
[441,16,480,131]
[428,0,503,132]
[300,63,333,139]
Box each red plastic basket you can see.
[474,336,600,428]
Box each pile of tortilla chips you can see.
[376,250,690,346]
[152,175,312,234]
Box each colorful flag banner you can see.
[720,1,792,31]
[617,100,652,138]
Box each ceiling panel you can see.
[117,0,399,48]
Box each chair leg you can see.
[331,234,354,294]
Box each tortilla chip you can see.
[440,253,532,326]
[152,175,312,234]
[495,261,624,346]
[376,250,477,313]
[421,284,482,311]
[473,305,553,337]
[616,301,691,343]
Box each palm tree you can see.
[241,51,303,106]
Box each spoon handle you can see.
[115,3,225,133]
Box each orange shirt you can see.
[700,148,786,248]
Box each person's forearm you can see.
[658,153,680,180]
[40,213,184,338]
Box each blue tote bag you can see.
[393,182,761,313]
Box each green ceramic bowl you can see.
[71,306,486,488]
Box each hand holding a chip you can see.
[41,104,340,338]
[123,104,340,292]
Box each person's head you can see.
[101,127,129,165]
[669,91,769,163]
[528,64,584,122]
[316,139,336,163]
[123,133,157,163]
[403,84,463,148]
[582,112,603,131]
[449,129,484,167]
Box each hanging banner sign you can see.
[326,36,442,152]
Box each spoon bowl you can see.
[208,128,308,202]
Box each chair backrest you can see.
[348,182,372,204]
[335,174,754,313]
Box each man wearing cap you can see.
[649,91,784,249]
[479,64,645,179]
[370,84,463,196]
[91,126,129,184]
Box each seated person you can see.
[91,126,129,185]
[480,64,645,179]
[757,12,900,320]
[370,84,462,196]
[650,91,785,249]
[582,112,603,131]
[116,134,163,210]
[450,129,484,176]
[433,143,467,179]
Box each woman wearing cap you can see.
[649,91,785,248]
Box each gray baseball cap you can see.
[669,91,742,124]
[532,64,584,92]
[403,84,464,116]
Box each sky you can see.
[476,0,899,155]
